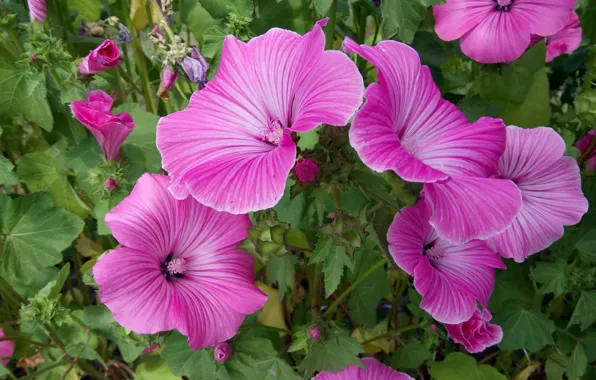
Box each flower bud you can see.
[157,66,177,99]
[104,178,118,192]
[430,323,438,331]
[308,327,322,340]
[79,40,122,75]
[295,158,318,183]
[182,48,209,89]
[213,342,232,362]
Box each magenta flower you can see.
[433,0,576,63]
[157,66,178,98]
[0,329,13,365]
[543,11,582,62]
[343,38,522,244]
[70,90,134,161]
[308,326,322,340]
[445,309,502,354]
[157,20,363,214]
[213,342,232,362]
[388,202,505,324]
[79,40,122,75]
[93,174,267,350]
[313,357,413,380]
[295,158,319,183]
[487,126,588,262]
[27,0,46,22]
[182,48,209,89]
[576,130,596,172]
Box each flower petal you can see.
[388,202,432,275]
[424,176,523,244]
[545,11,582,62]
[106,173,184,256]
[433,1,495,41]
[460,11,531,64]
[513,0,576,37]
[312,358,413,380]
[93,247,182,334]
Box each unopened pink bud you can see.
[308,327,321,340]
[214,342,232,362]
[295,158,318,183]
[430,323,437,331]
[29,55,36,61]
[104,178,117,192]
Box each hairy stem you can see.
[360,322,425,345]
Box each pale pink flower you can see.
[544,11,582,62]
[69,90,134,161]
[433,0,576,63]
[157,20,363,214]
[93,174,267,350]
[445,309,502,354]
[487,126,588,262]
[575,130,596,172]
[343,38,522,244]
[388,202,505,324]
[27,0,46,22]
[295,158,319,183]
[0,329,13,366]
[312,357,413,380]
[213,342,232,362]
[79,40,122,75]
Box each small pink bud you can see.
[308,327,321,340]
[295,158,318,183]
[213,342,232,362]
[29,55,36,61]
[140,344,158,355]
[157,66,177,98]
[430,323,437,331]
[104,178,117,192]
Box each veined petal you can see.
[545,11,582,62]
[312,357,413,380]
[424,176,523,244]
[513,0,576,37]
[433,0,495,41]
[106,173,184,257]
[388,202,432,275]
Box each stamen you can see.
[160,253,187,280]
[495,0,513,10]
[423,239,444,259]
[400,136,420,155]
[260,119,284,145]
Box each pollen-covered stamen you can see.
[160,253,187,280]
[400,136,420,156]
[495,0,513,11]
[423,239,444,260]
[260,119,284,145]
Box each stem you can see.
[360,322,425,345]
[0,275,23,310]
[323,258,387,319]
[115,67,128,102]
[311,263,323,319]
[240,324,291,335]
[0,337,56,347]
[332,187,342,209]
[73,253,91,306]
[556,327,581,342]
[479,350,501,364]
[44,324,103,378]
[19,360,72,380]
[324,0,338,50]
[121,44,138,102]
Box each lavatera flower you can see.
[343,38,522,244]
[79,40,122,75]
[312,357,413,380]
[157,19,363,214]
[93,174,267,350]
[445,308,503,354]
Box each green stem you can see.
[44,324,102,377]
[19,359,71,380]
[121,44,138,103]
[115,67,128,102]
[0,337,56,347]
[240,324,291,335]
[324,258,387,319]
[324,0,338,50]
[311,263,323,319]
[73,253,91,306]
[332,187,342,209]
[0,275,23,310]
[360,322,425,345]
[556,327,581,342]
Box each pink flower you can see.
[213,342,232,362]
[487,126,588,262]
[27,0,46,22]
[343,38,522,244]
[433,0,576,63]
[93,174,267,350]
[79,40,122,75]
[0,329,14,366]
[308,326,322,340]
[388,202,505,324]
[295,158,319,183]
[312,357,413,380]
[69,90,134,161]
[575,130,596,172]
[543,11,582,62]
[140,344,158,355]
[157,66,178,98]
[104,178,118,192]
[157,20,363,214]
[445,309,502,354]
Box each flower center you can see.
[260,119,284,145]
[423,239,443,260]
[400,136,420,155]
[160,253,187,280]
[495,0,513,11]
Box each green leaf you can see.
[348,248,390,328]
[0,61,53,131]
[545,352,568,380]
[161,331,217,380]
[388,341,432,370]
[0,193,84,286]
[428,352,507,380]
[0,156,18,186]
[48,263,70,299]
[567,342,588,380]
[267,254,298,300]
[251,0,313,35]
[352,170,401,210]
[297,128,320,150]
[582,329,596,363]
[17,152,92,219]
[181,0,216,43]
[65,342,106,367]
[489,260,534,313]
[310,236,353,297]
[136,357,180,380]
[68,0,103,26]
[568,291,596,331]
[532,259,570,297]
[381,0,425,44]
[576,229,596,262]
[299,333,364,377]
[84,305,117,332]
[493,300,555,352]
[313,0,333,16]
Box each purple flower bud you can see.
[295,158,318,183]
[157,66,177,98]
[182,48,209,89]
[117,24,132,44]
[104,178,118,192]
[308,327,321,340]
[213,342,232,362]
